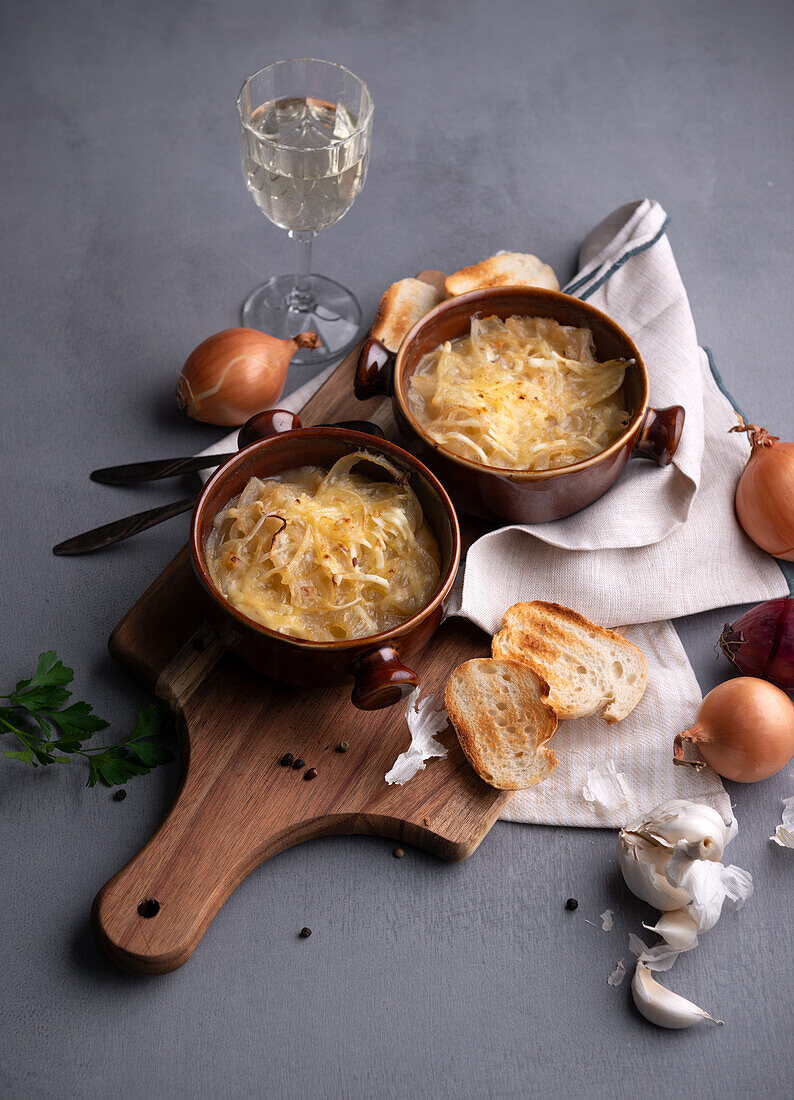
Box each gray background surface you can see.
[1,1,792,1097]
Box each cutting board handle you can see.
[91,771,248,974]
[91,748,338,975]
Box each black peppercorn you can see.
[113,789,127,802]
[565,897,579,911]
[299,927,311,938]
[304,768,318,781]
[292,758,305,769]
[280,753,295,767]
[393,848,405,859]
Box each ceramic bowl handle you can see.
[351,645,418,710]
[633,405,685,466]
[355,337,396,400]
[237,408,302,447]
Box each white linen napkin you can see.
[500,619,730,827]
[198,201,788,829]
[456,200,786,826]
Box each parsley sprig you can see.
[1,651,173,787]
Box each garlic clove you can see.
[631,962,724,1029]
[642,908,699,952]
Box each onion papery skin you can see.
[719,598,794,692]
[732,423,794,560]
[675,677,794,783]
[176,328,319,427]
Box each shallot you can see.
[718,598,794,692]
[731,417,794,560]
[176,327,320,426]
[674,677,794,782]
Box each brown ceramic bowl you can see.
[190,425,460,710]
[355,286,685,523]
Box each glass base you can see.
[241,274,363,366]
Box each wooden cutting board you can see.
[92,272,511,976]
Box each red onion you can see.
[718,597,794,692]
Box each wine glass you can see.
[236,59,373,366]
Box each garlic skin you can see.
[617,800,734,910]
[631,962,723,1029]
[617,832,691,910]
[582,759,633,810]
[607,959,626,987]
[628,932,683,972]
[385,689,448,785]
[665,851,753,932]
[771,795,794,847]
[642,909,699,952]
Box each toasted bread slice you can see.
[492,602,648,723]
[371,278,444,352]
[444,252,559,297]
[445,658,558,790]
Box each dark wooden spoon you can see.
[53,412,384,556]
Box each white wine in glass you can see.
[237,59,373,366]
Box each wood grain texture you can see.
[92,275,510,976]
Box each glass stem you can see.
[287,230,316,313]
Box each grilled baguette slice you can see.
[445,658,558,790]
[371,277,444,352]
[492,602,647,723]
[444,252,559,297]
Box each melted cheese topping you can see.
[205,452,441,641]
[406,315,631,470]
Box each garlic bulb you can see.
[631,962,723,1029]
[616,800,752,1031]
[617,800,734,910]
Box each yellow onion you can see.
[674,676,794,783]
[731,418,794,560]
[176,327,320,426]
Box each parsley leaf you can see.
[1,652,173,788]
[49,701,109,739]
[87,750,151,789]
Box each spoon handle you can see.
[90,453,236,485]
[89,419,384,485]
[53,497,197,556]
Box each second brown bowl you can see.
[355,286,685,523]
